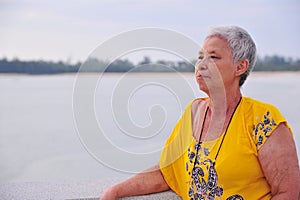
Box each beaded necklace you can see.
[192,97,242,169]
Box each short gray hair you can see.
[206,25,257,86]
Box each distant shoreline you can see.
[1,71,300,77]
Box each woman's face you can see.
[195,36,236,95]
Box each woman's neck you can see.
[206,82,242,112]
[202,89,242,140]
[208,90,242,114]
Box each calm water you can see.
[0,72,299,183]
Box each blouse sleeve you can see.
[252,103,293,151]
[159,101,194,195]
[159,111,184,169]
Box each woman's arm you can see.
[100,165,170,200]
[258,123,300,199]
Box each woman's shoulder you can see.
[242,97,279,111]
[242,97,284,122]
[190,97,209,114]
[190,97,209,107]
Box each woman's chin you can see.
[197,84,209,95]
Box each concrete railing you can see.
[0,179,181,200]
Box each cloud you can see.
[0,0,299,61]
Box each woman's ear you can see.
[235,59,249,76]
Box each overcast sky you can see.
[1,0,299,63]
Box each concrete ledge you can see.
[118,190,180,200]
[0,180,181,200]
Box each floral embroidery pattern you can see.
[186,143,244,200]
[226,195,244,200]
[253,111,277,149]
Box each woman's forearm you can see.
[271,191,300,200]
[100,165,170,199]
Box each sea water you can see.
[0,72,299,183]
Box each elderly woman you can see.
[101,25,300,199]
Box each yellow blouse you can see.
[159,97,292,200]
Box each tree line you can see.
[0,55,299,74]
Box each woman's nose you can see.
[195,59,208,71]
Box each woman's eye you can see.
[210,56,219,60]
[198,56,204,60]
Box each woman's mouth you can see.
[196,74,210,79]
